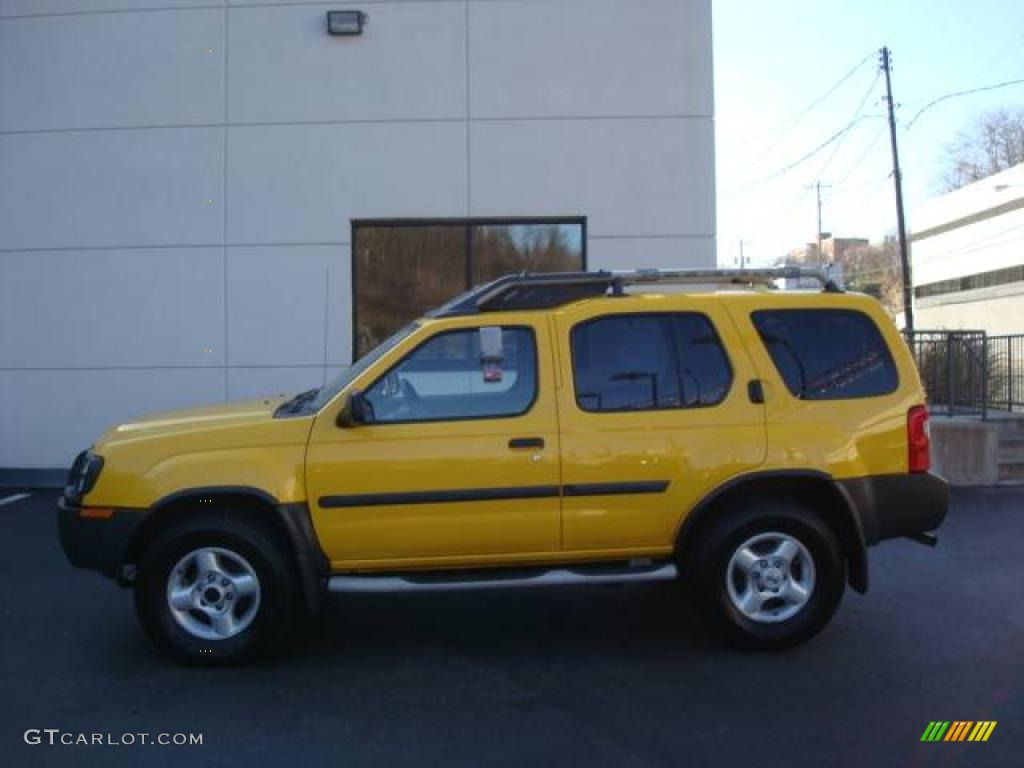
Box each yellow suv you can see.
[58,268,948,664]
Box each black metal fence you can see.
[905,330,1024,418]
[988,334,1024,412]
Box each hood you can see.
[94,396,291,451]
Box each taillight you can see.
[907,405,930,473]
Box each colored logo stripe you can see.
[969,722,997,742]
[944,721,971,741]
[921,721,996,742]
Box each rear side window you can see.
[751,309,898,400]
[571,313,732,412]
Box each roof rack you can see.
[433,266,841,315]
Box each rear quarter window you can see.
[751,309,898,400]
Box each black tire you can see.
[687,498,845,650]
[134,514,297,665]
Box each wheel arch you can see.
[124,486,328,615]
[674,470,869,593]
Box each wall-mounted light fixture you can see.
[326,10,367,36]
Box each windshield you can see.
[295,322,419,415]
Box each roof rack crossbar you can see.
[470,266,841,311]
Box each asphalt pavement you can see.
[0,487,1021,768]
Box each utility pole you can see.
[738,238,747,269]
[805,182,830,264]
[815,181,830,263]
[880,46,915,332]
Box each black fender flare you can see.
[129,486,329,615]
[673,470,870,593]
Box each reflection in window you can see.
[353,219,584,359]
[471,223,584,284]
[353,225,466,360]
[573,315,680,411]
[571,313,732,412]
[752,309,898,400]
[364,327,537,423]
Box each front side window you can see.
[364,327,537,423]
[571,313,732,412]
[752,309,899,400]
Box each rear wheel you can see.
[135,514,296,665]
[688,499,845,649]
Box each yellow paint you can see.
[84,289,923,574]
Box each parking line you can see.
[0,493,30,506]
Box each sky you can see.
[713,0,1024,267]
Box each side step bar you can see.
[327,562,678,594]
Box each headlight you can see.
[64,450,104,503]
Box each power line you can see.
[905,78,1024,130]
[723,51,876,152]
[831,123,889,190]
[815,70,883,180]
[737,113,884,189]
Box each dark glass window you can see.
[364,327,536,423]
[914,264,1024,299]
[671,313,733,406]
[353,219,585,359]
[571,313,731,412]
[752,309,898,400]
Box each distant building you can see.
[780,235,867,290]
[787,235,869,267]
[910,163,1024,334]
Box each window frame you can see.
[751,308,900,401]
[360,324,541,426]
[350,216,587,361]
[569,311,734,414]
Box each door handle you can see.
[509,437,544,449]
[748,379,765,404]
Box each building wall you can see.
[0,0,716,471]
[915,285,1024,337]
[909,162,1024,333]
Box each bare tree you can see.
[842,237,903,317]
[944,108,1024,191]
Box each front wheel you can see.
[135,515,297,665]
[688,500,845,649]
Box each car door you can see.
[554,297,767,554]
[305,316,560,569]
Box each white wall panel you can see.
[0,128,223,249]
[587,236,714,272]
[0,368,225,468]
[227,122,466,244]
[0,247,224,368]
[0,9,224,132]
[0,1,221,17]
[471,118,714,237]
[470,0,712,119]
[228,2,465,124]
[227,366,325,400]
[227,244,351,366]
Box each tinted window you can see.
[365,327,536,423]
[752,309,898,400]
[571,313,731,412]
[671,314,733,406]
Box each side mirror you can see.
[337,389,372,427]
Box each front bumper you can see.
[57,497,145,580]
[836,471,949,546]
